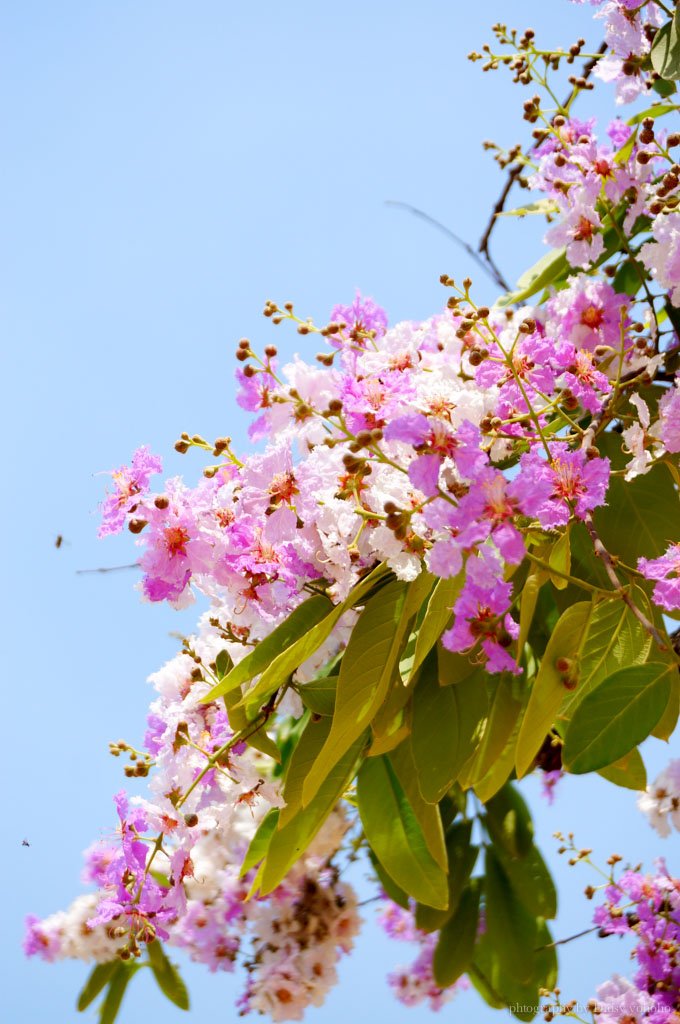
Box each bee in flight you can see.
[22,839,30,847]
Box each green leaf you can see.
[652,76,677,96]
[460,675,523,787]
[236,563,392,716]
[548,529,571,590]
[240,808,280,876]
[357,755,449,909]
[432,879,481,988]
[296,677,337,716]
[563,662,673,774]
[652,670,680,741]
[626,103,679,125]
[369,849,410,909]
[484,783,534,860]
[515,601,594,778]
[411,656,461,803]
[485,846,536,984]
[389,738,448,870]
[302,577,411,807]
[615,127,638,165]
[470,919,556,1021]
[489,839,557,919]
[410,573,463,680]
[597,748,647,790]
[651,11,680,82]
[147,940,190,1011]
[594,439,680,565]
[474,717,520,803]
[415,821,478,932]
[77,963,118,1012]
[215,649,233,679]
[497,198,559,217]
[256,731,368,896]
[437,644,479,686]
[497,247,569,308]
[516,572,547,666]
[560,596,652,720]
[279,716,333,828]
[203,595,333,701]
[99,964,138,1024]
[613,259,646,297]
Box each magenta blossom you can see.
[442,548,520,674]
[98,446,163,538]
[639,544,680,611]
[520,443,610,528]
[330,290,388,349]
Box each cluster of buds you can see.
[109,738,153,778]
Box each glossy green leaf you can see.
[516,601,593,778]
[99,964,138,1024]
[474,717,520,803]
[357,755,448,909]
[516,572,547,666]
[561,596,652,720]
[369,849,409,909]
[411,657,461,803]
[437,644,479,686]
[497,247,568,308]
[302,578,411,807]
[296,677,337,716]
[461,675,523,786]
[203,595,332,701]
[497,198,559,217]
[280,716,333,828]
[256,731,368,896]
[489,839,557,919]
[613,258,646,297]
[652,670,680,741]
[470,919,556,1022]
[651,10,680,81]
[484,846,536,984]
[240,808,280,877]
[484,783,533,860]
[594,440,680,565]
[432,879,481,988]
[389,738,448,870]
[215,649,233,679]
[563,663,673,774]
[627,103,679,125]
[597,748,647,790]
[147,940,190,1011]
[415,821,478,932]
[239,563,392,715]
[77,963,118,1012]
[409,573,463,680]
[548,529,571,591]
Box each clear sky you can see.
[4,1,679,1022]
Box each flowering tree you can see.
[24,1,680,1022]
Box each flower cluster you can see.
[593,861,680,1023]
[25,0,680,1019]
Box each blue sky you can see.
[4,1,679,1022]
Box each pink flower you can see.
[442,548,520,674]
[98,446,163,538]
[521,443,610,527]
[545,176,604,269]
[639,543,680,611]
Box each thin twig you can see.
[76,563,140,574]
[384,200,509,291]
[535,926,600,952]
